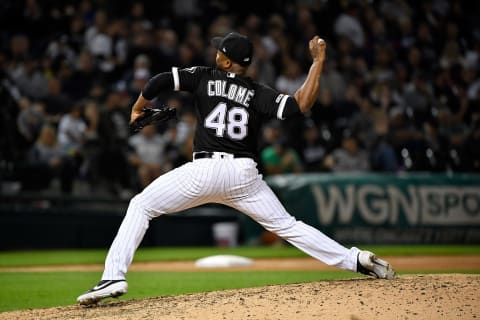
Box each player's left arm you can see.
[130,66,204,123]
[293,36,326,113]
[130,72,174,123]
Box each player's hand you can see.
[309,36,326,63]
[130,108,144,124]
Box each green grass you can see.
[0,270,358,312]
[1,245,479,267]
[0,245,479,312]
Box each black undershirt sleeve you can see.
[141,72,174,100]
[282,97,301,118]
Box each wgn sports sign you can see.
[266,173,480,244]
[311,185,480,226]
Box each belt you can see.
[193,151,242,160]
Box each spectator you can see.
[10,56,48,100]
[333,3,365,48]
[128,1,153,30]
[370,45,395,84]
[24,124,77,193]
[16,98,45,146]
[318,60,347,102]
[247,40,276,88]
[63,50,101,101]
[7,34,31,80]
[174,110,196,163]
[261,135,303,175]
[78,100,102,188]
[46,34,77,68]
[175,109,197,147]
[275,61,306,95]
[128,124,168,189]
[42,77,71,119]
[57,102,87,153]
[126,28,163,75]
[119,54,151,100]
[371,136,400,172]
[162,120,184,168]
[275,60,307,96]
[84,10,109,56]
[96,91,133,196]
[402,71,435,126]
[300,120,327,172]
[387,106,427,170]
[260,119,283,152]
[414,22,437,71]
[155,28,180,70]
[350,95,399,172]
[333,83,361,133]
[1,0,479,197]
[323,131,370,172]
[67,14,87,53]
[436,107,470,151]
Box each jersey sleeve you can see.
[171,66,210,93]
[255,84,301,120]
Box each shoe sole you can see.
[77,281,128,305]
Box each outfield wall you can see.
[259,172,480,245]
[1,173,479,249]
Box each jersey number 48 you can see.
[204,102,248,140]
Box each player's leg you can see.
[78,161,216,304]
[229,179,359,271]
[225,164,393,277]
[102,161,217,280]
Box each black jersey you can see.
[172,66,300,158]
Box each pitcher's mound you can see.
[1,274,478,320]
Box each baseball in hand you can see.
[318,38,325,45]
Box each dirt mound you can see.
[1,274,478,320]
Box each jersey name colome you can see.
[207,80,255,107]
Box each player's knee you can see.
[264,216,297,236]
[128,194,147,214]
[128,193,159,219]
[129,194,142,207]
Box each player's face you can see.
[215,51,230,70]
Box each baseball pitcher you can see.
[77,32,394,305]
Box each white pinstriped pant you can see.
[102,156,360,280]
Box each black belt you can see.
[193,152,246,160]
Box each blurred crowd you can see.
[0,0,479,197]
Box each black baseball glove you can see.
[129,106,176,133]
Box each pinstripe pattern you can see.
[102,157,359,280]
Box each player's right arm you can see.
[255,37,325,120]
[293,36,326,113]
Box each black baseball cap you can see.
[211,32,253,66]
